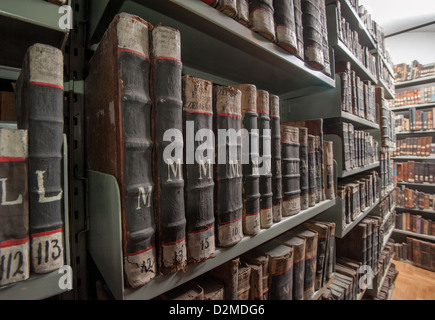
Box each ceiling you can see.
[359,0,435,36]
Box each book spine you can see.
[273,0,297,54]
[269,247,294,300]
[257,90,273,228]
[16,44,65,274]
[314,136,322,203]
[281,125,301,216]
[301,0,324,70]
[213,86,244,247]
[217,0,238,18]
[293,0,304,59]
[249,0,276,42]
[299,128,309,210]
[308,135,316,207]
[238,84,261,235]
[324,140,334,200]
[270,95,282,222]
[152,26,187,274]
[236,0,250,26]
[0,129,30,286]
[302,232,317,299]
[182,75,215,264]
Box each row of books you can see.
[380,152,395,198]
[381,210,396,244]
[394,107,435,132]
[378,192,396,220]
[392,136,434,157]
[84,13,336,289]
[0,44,66,287]
[156,221,335,300]
[324,121,379,171]
[394,60,435,83]
[202,0,331,75]
[335,0,376,77]
[395,212,435,236]
[396,161,435,184]
[337,171,379,229]
[393,85,435,107]
[396,186,435,211]
[336,61,377,124]
[392,237,435,272]
[380,102,396,149]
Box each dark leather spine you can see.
[299,127,309,210]
[301,0,324,70]
[273,0,297,54]
[257,90,273,228]
[297,228,318,299]
[213,86,243,247]
[238,84,260,236]
[0,129,29,286]
[270,95,282,222]
[324,140,334,200]
[16,43,65,274]
[293,0,304,59]
[281,125,301,216]
[249,0,276,41]
[314,136,322,203]
[182,75,215,264]
[308,135,317,207]
[152,25,187,274]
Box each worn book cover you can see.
[295,226,318,299]
[249,0,276,41]
[209,258,239,300]
[242,247,270,300]
[270,94,282,222]
[273,0,297,54]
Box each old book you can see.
[314,136,322,202]
[242,247,270,300]
[396,162,403,182]
[275,231,306,300]
[295,227,318,299]
[152,25,186,274]
[213,86,243,247]
[209,258,239,300]
[258,240,293,300]
[236,0,250,26]
[301,0,324,70]
[308,135,317,207]
[257,90,273,228]
[160,281,204,300]
[0,91,16,121]
[16,43,65,274]
[182,76,215,264]
[273,0,297,54]
[237,262,252,300]
[84,14,156,286]
[319,0,330,75]
[0,128,29,286]
[408,161,415,183]
[249,0,276,41]
[293,0,304,59]
[431,243,435,271]
[193,275,225,300]
[270,94,282,222]
[299,128,309,210]
[336,222,368,266]
[412,238,422,266]
[281,125,301,216]
[238,84,261,235]
[217,0,238,18]
[323,140,334,200]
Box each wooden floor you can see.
[390,260,435,300]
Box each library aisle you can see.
[391,261,435,300]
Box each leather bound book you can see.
[412,238,422,266]
[85,14,156,286]
[160,281,204,300]
[244,262,263,300]
[258,240,294,300]
[304,221,329,290]
[273,0,298,54]
[213,86,243,247]
[201,0,219,8]
[236,0,250,26]
[397,162,403,182]
[323,140,334,200]
[408,161,415,183]
[314,136,322,203]
[308,135,317,207]
[295,227,318,299]
[238,84,261,235]
[242,247,270,300]
[152,25,187,274]
[194,275,225,300]
[403,162,408,182]
[182,75,215,264]
[216,0,238,18]
[209,258,239,300]
[249,0,276,41]
[237,262,252,300]
[275,231,306,300]
[406,237,413,261]
[319,0,330,75]
[16,43,65,274]
[257,90,273,228]
[281,125,301,216]
[293,0,304,60]
[299,128,309,210]
[270,94,282,222]
[0,128,29,286]
[301,0,324,70]
[430,243,435,271]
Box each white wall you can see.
[386,32,435,65]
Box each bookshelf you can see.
[396,206,435,214]
[392,102,435,112]
[397,181,435,187]
[87,170,336,300]
[395,75,435,90]
[393,229,435,242]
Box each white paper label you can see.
[124,246,156,288]
[276,25,297,49]
[31,229,64,273]
[243,212,260,235]
[152,26,181,60]
[187,227,215,262]
[251,9,276,40]
[273,204,282,222]
[0,128,28,158]
[29,44,63,88]
[218,218,243,246]
[116,13,150,58]
[0,240,30,286]
[162,239,186,268]
[260,208,273,228]
[282,198,301,217]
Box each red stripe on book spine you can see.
[218,113,242,119]
[245,211,260,217]
[29,81,64,90]
[32,227,64,238]
[124,244,154,257]
[189,224,214,234]
[156,56,182,64]
[162,237,186,247]
[0,237,29,248]
[0,156,26,162]
[219,216,243,225]
[118,48,150,60]
[186,110,213,116]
